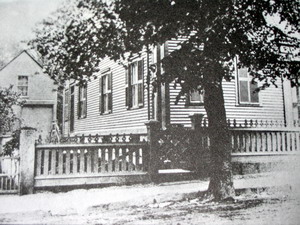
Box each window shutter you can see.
[108,92,112,112]
[138,59,144,106]
[138,59,144,80]
[108,72,112,91]
[125,68,128,107]
[83,85,87,118]
[99,76,104,114]
[77,87,81,118]
[126,65,133,108]
[108,73,112,112]
[250,82,259,103]
[64,89,69,121]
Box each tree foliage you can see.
[0,86,23,134]
[31,0,299,89]
[2,130,20,156]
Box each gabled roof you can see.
[0,49,43,72]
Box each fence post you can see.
[189,113,208,176]
[190,113,205,130]
[145,120,161,181]
[19,127,36,195]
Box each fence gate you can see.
[0,156,20,194]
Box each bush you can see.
[2,130,20,156]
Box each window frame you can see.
[186,89,204,107]
[126,59,144,109]
[99,69,112,114]
[17,75,29,97]
[237,67,260,106]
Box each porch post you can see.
[145,120,161,181]
[19,127,36,195]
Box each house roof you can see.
[0,49,43,72]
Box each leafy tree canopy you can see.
[31,0,299,92]
[0,86,24,134]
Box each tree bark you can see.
[204,74,235,201]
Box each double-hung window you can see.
[78,85,87,118]
[125,59,144,109]
[237,67,259,105]
[17,76,28,96]
[99,70,112,114]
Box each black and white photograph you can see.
[0,0,299,224]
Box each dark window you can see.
[237,68,259,104]
[99,71,112,114]
[125,59,144,109]
[78,85,87,118]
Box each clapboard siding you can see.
[70,53,152,135]
[169,79,285,127]
[166,40,285,127]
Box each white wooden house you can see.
[0,50,58,153]
[62,42,300,137]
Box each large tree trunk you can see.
[204,75,235,201]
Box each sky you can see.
[0,0,64,63]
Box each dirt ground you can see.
[1,171,300,225]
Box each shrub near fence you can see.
[34,133,149,189]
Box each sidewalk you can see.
[0,171,298,216]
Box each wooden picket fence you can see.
[0,156,19,194]
[230,127,299,155]
[34,133,150,188]
[197,119,300,156]
[23,118,300,192]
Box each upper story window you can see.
[125,59,144,109]
[17,76,28,96]
[99,70,112,114]
[78,85,87,119]
[237,68,259,105]
[186,90,204,106]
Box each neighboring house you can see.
[0,50,58,152]
[62,42,300,136]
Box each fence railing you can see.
[34,133,149,188]
[35,142,148,177]
[230,127,300,155]
[199,118,300,128]
[193,118,300,155]
[0,156,19,194]
[40,133,148,145]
